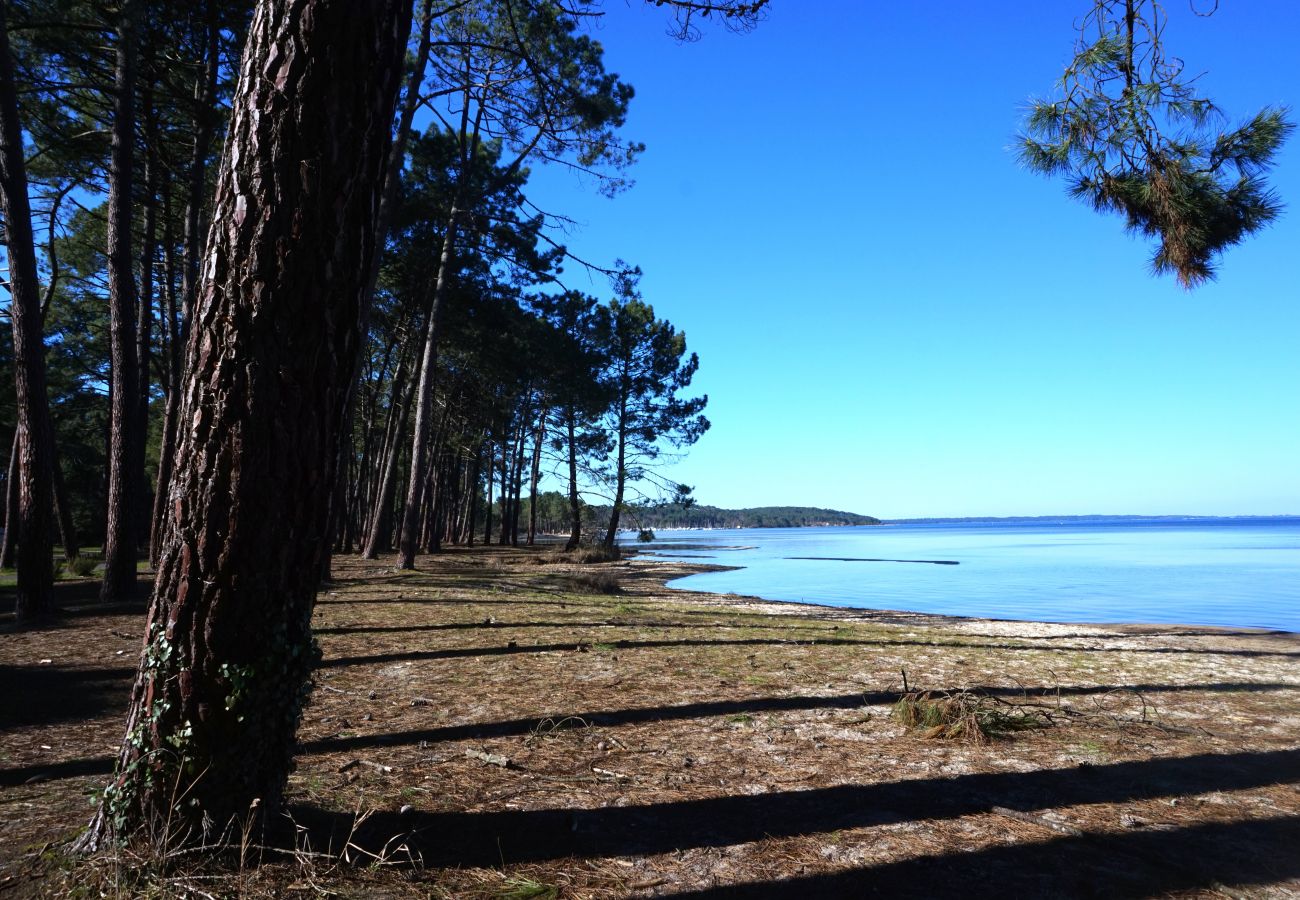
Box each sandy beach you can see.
[3,545,1298,897]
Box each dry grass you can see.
[892,690,1053,744]
[2,544,1299,897]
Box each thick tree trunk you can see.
[0,7,56,619]
[78,0,411,850]
[100,0,141,603]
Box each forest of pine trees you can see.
[0,0,723,612]
[0,0,761,847]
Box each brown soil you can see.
[2,545,1298,898]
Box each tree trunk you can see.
[0,6,56,620]
[465,444,480,547]
[508,412,528,546]
[135,77,159,551]
[100,0,141,604]
[362,348,418,558]
[498,436,510,545]
[51,452,78,560]
[396,208,457,568]
[565,410,581,551]
[150,14,220,564]
[0,432,18,569]
[526,406,547,545]
[603,398,628,549]
[322,0,435,577]
[77,0,412,850]
[483,441,494,546]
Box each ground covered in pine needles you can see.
[2,545,1299,898]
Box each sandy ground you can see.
[1,544,1298,898]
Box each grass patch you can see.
[499,877,559,900]
[564,572,621,595]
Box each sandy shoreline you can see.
[3,545,1298,897]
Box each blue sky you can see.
[524,1,1300,519]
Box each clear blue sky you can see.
[524,1,1300,519]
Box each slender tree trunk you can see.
[0,432,18,569]
[51,453,78,560]
[482,441,494,546]
[526,406,547,545]
[100,0,141,603]
[77,0,412,850]
[465,444,480,547]
[362,350,417,558]
[565,410,581,550]
[321,0,435,576]
[498,435,510,545]
[150,15,219,563]
[396,209,458,568]
[508,413,528,546]
[603,399,628,549]
[0,7,56,619]
[135,81,159,554]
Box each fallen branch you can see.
[465,749,513,769]
[991,805,1084,836]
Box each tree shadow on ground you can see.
[301,681,1294,754]
[0,663,134,730]
[670,815,1300,898]
[316,596,594,610]
[287,748,1300,881]
[0,577,148,620]
[313,620,806,636]
[318,636,1300,670]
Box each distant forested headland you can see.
[607,504,881,530]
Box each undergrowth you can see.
[892,690,1052,744]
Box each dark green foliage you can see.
[1020,1,1292,287]
[599,504,880,530]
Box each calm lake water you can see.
[636,518,1300,633]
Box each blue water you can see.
[638,518,1300,632]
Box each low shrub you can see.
[564,572,622,595]
[892,690,1050,744]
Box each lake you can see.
[635,518,1300,633]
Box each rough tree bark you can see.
[0,6,56,620]
[100,0,141,603]
[77,0,413,850]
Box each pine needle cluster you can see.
[1019,1,1293,287]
